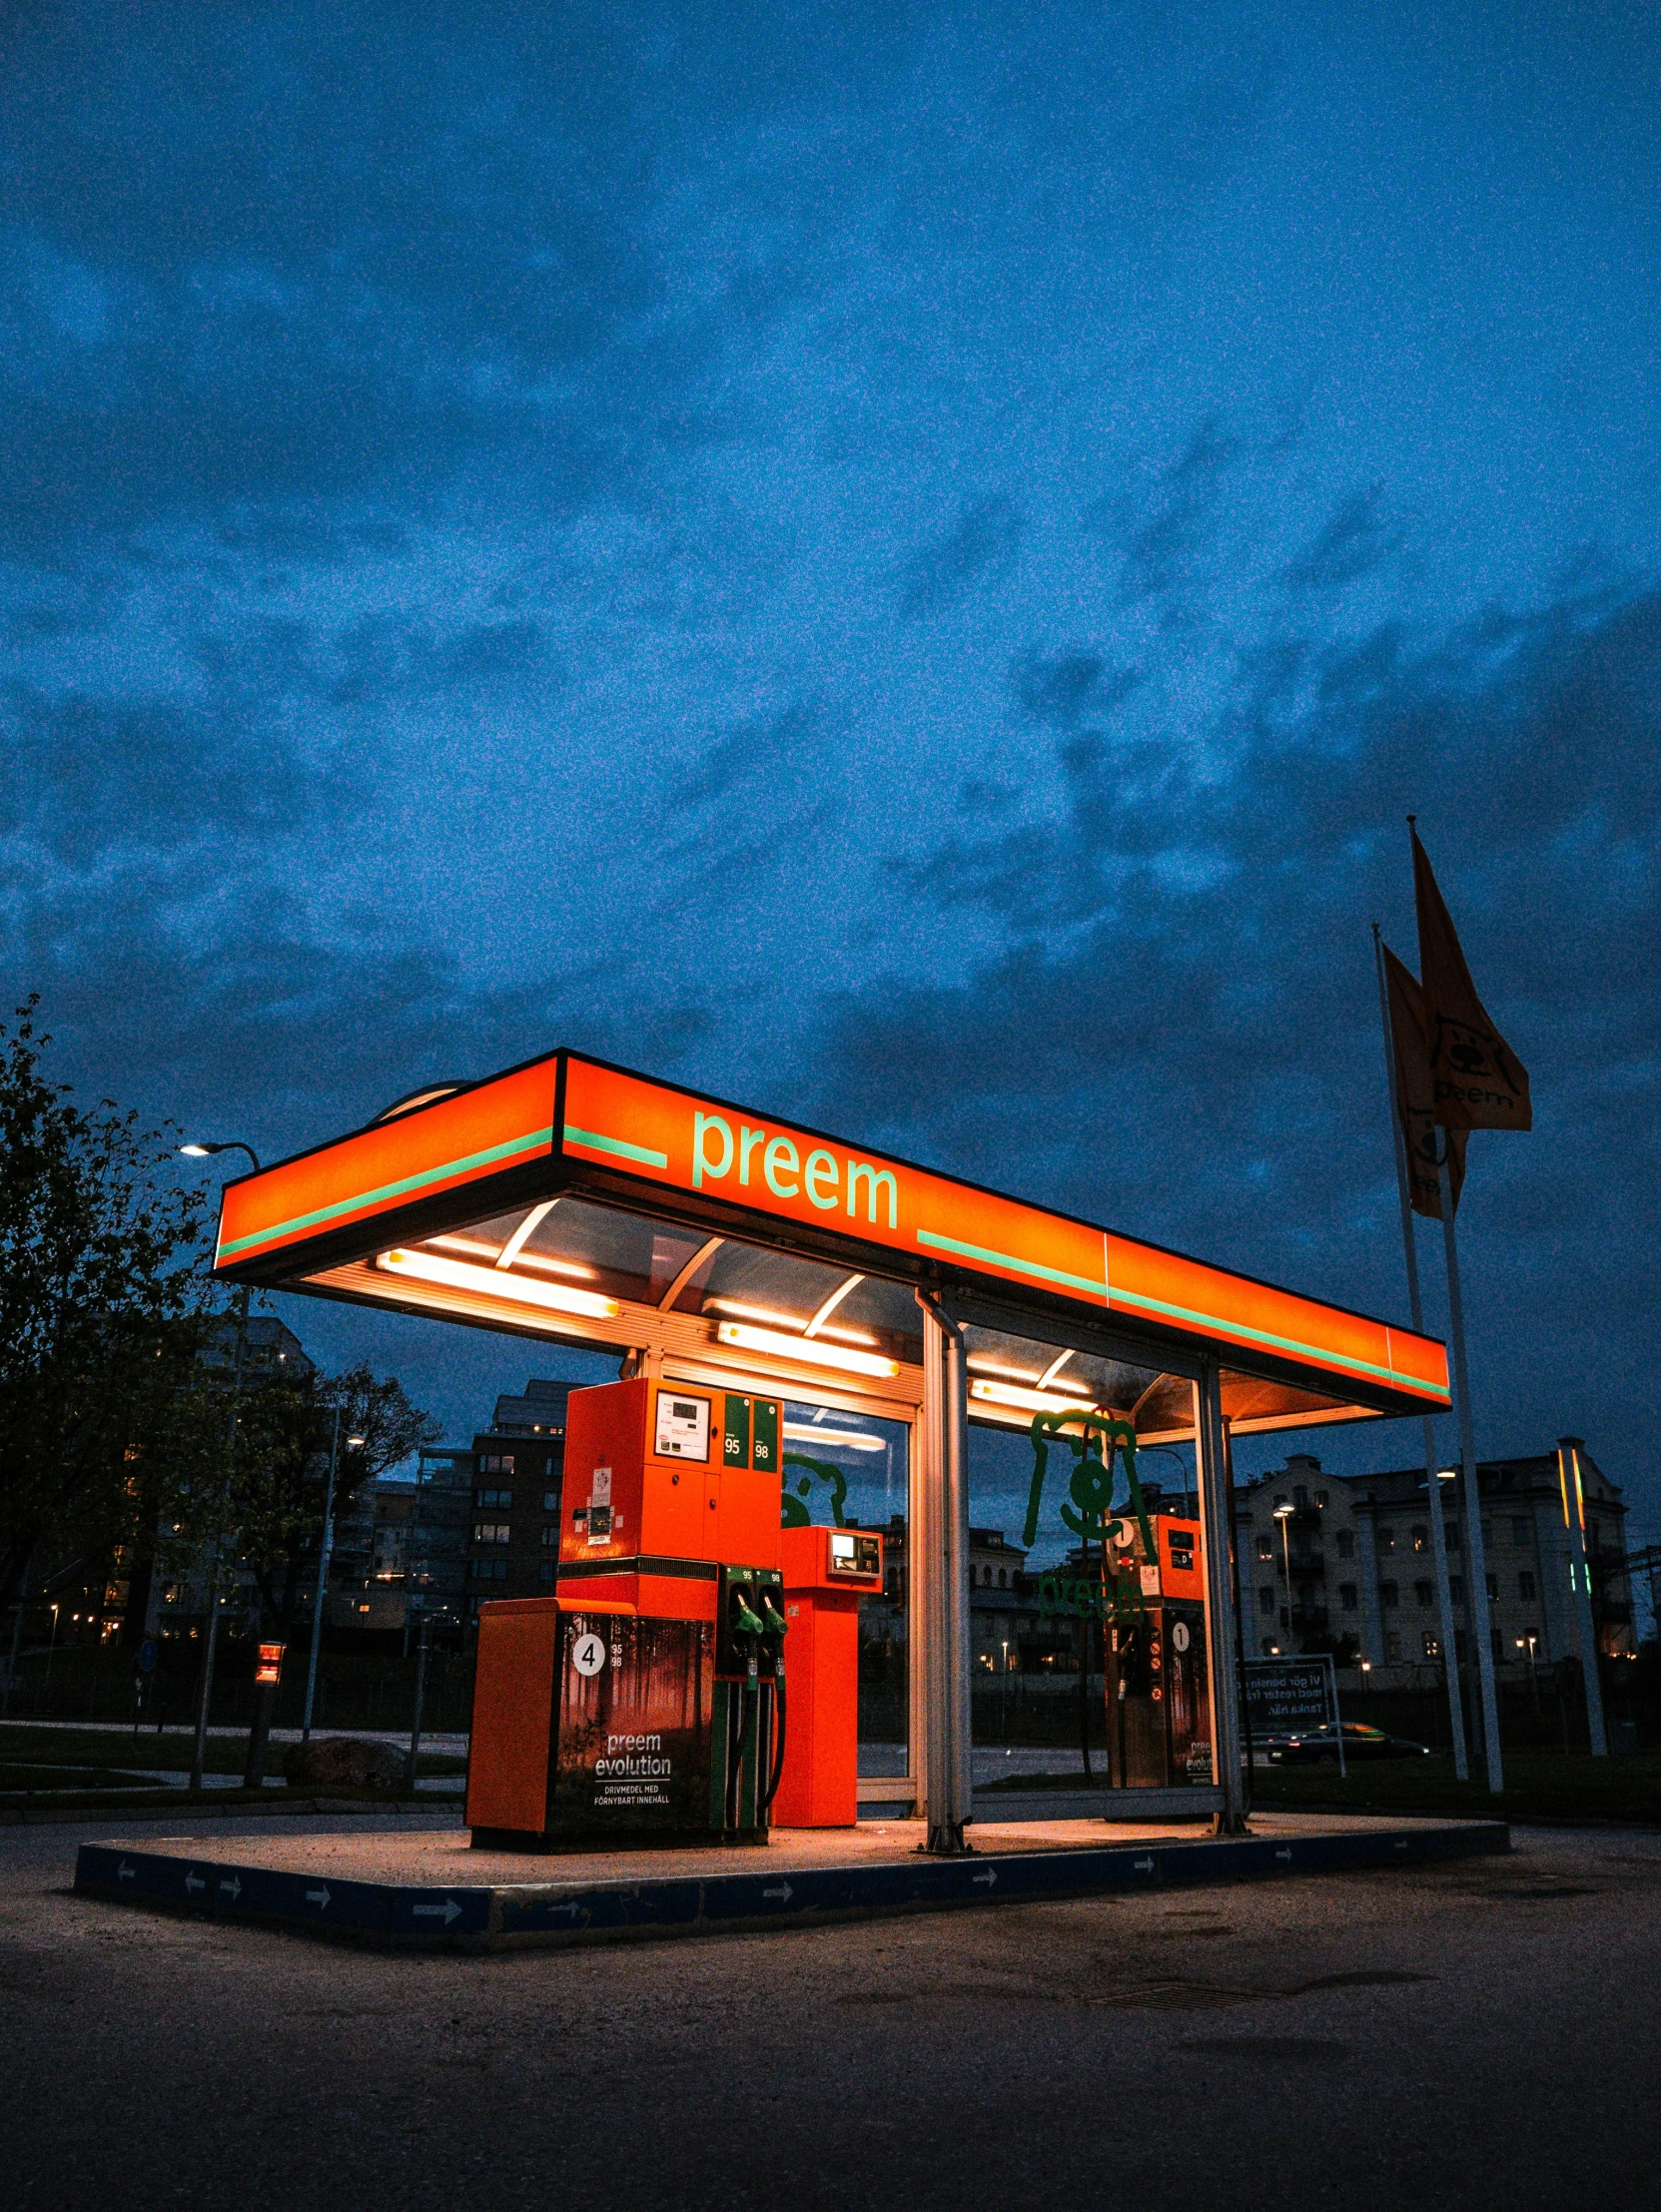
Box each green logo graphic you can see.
[1022,1410,1156,1624]
[780,1452,849,1529]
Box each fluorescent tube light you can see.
[706,1296,876,1345]
[715,1320,899,1380]
[782,1423,888,1453]
[428,1233,595,1280]
[378,1247,619,1321]
[969,1378,1101,1417]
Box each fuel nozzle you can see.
[759,1594,788,1641]
[731,1592,767,1640]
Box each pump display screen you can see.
[654,1392,710,1461]
[827,1530,882,1579]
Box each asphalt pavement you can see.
[4,1812,1656,2211]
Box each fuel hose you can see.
[760,1669,788,1812]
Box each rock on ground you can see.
[282,1736,405,1791]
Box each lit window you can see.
[1422,1632,1440,1660]
[1411,1526,1428,1552]
[473,1521,510,1545]
[1377,1527,1395,1552]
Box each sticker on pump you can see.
[571,1632,607,1677]
[655,1391,711,1461]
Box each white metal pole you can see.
[302,1403,342,1743]
[191,1283,249,1792]
[1436,1152,1504,1794]
[1371,925,1468,1779]
[1557,1440,1608,1756]
[916,1295,974,1852]
[1197,1365,1246,1834]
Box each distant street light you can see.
[179,1141,262,1169]
[1273,1503,1296,1653]
[303,1411,365,1743]
[181,1140,262,1793]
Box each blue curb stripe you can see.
[76,1822,1506,1950]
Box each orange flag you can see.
[1383,943,1467,1218]
[1412,827,1532,1130]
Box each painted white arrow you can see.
[546,1900,583,1918]
[117,1860,135,1883]
[1133,1856,1155,1873]
[305,1885,331,1910]
[413,1897,462,1925]
[762,1880,794,1903]
[184,1869,206,1894]
[972,1868,997,1887]
[1274,1847,1292,1863]
[219,1875,242,1900]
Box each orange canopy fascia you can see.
[213,1048,1450,1419]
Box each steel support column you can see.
[917,1294,973,1853]
[1198,1362,1247,1835]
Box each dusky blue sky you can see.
[4,3,1658,1535]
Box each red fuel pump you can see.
[771,1524,884,1828]
[466,1377,786,1847]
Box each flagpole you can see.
[1435,1147,1504,1794]
[1372,925,1468,1780]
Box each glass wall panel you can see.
[962,1323,1207,1797]
[782,1397,910,1778]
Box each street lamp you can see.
[180,1140,262,1793]
[44,1602,61,1697]
[180,1140,262,1170]
[303,1413,365,1742]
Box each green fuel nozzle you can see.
[759,1596,788,1638]
[732,1596,767,1639]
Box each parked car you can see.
[1264,1723,1430,1765]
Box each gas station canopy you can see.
[213,1048,1449,1438]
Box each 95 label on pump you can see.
[654,1391,710,1461]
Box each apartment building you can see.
[1236,1443,1635,1688]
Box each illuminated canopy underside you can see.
[215,1052,1448,1447]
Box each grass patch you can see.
[0,1724,466,1782]
[0,1762,163,1792]
[1249,1750,1661,1825]
[978,1769,1121,1794]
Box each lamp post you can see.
[302,1411,363,1743]
[1273,1503,1296,1656]
[180,1141,260,1793]
[44,1602,61,1699]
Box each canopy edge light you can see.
[212,1047,1450,1420]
